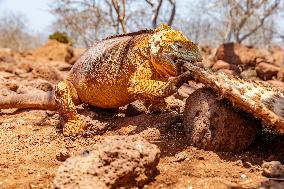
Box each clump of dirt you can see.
[53,135,160,189]
[183,87,259,152]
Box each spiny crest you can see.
[102,29,154,41]
[155,23,172,32]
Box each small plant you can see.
[49,32,72,44]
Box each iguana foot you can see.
[63,120,86,136]
[55,80,85,136]
[144,100,169,114]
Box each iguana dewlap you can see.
[0,24,202,136]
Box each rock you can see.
[240,69,258,80]
[3,82,19,92]
[56,149,71,162]
[125,100,147,117]
[212,60,231,71]
[32,40,74,62]
[201,58,215,68]
[267,80,284,89]
[276,68,284,82]
[17,63,33,73]
[217,69,239,76]
[183,88,258,152]
[56,63,73,71]
[0,71,15,79]
[31,64,63,83]
[34,81,54,92]
[174,82,204,99]
[165,95,185,113]
[54,135,160,189]
[64,46,75,64]
[255,48,274,64]
[212,60,241,75]
[0,48,15,63]
[271,46,284,65]
[200,45,212,56]
[215,43,258,67]
[16,86,43,94]
[262,161,284,178]
[174,151,190,162]
[256,62,280,80]
[258,180,284,189]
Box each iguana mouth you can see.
[175,59,195,75]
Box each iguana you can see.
[0,24,202,136]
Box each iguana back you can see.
[69,31,152,108]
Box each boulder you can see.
[212,60,241,75]
[183,88,258,152]
[256,62,280,80]
[215,43,258,67]
[262,161,284,178]
[54,135,160,189]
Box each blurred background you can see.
[0,0,283,50]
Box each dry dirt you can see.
[1,42,284,189]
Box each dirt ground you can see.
[1,43,284,189]
[1,108,284,189]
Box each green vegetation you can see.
[49,32,73,45]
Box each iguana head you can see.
[149,24,202,76]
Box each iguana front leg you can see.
[128,66,190,102]
[54,80,86,136]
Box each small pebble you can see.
[174,152,189,162]
[240,173,247,179]
[46,111,56,116]
[56,149,71,162]
[235,160,243,166]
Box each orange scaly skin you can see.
[0,24,202,136]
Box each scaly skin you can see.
[0,24,202,136]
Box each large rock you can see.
[256,62,280,80]
[183,88,258,152]
[262,161,284,178]
[211,60,241,76]
[54,135,160,189]
[215,43,284,68]
[31,63,63,83]
[215,43,258,67]
[267,80,284,89]
[32,40,75,63]
[271,46,284,65]
[0,48,15,63]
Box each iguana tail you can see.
[0,91,57,110]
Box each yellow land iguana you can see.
[0,24,202,136]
